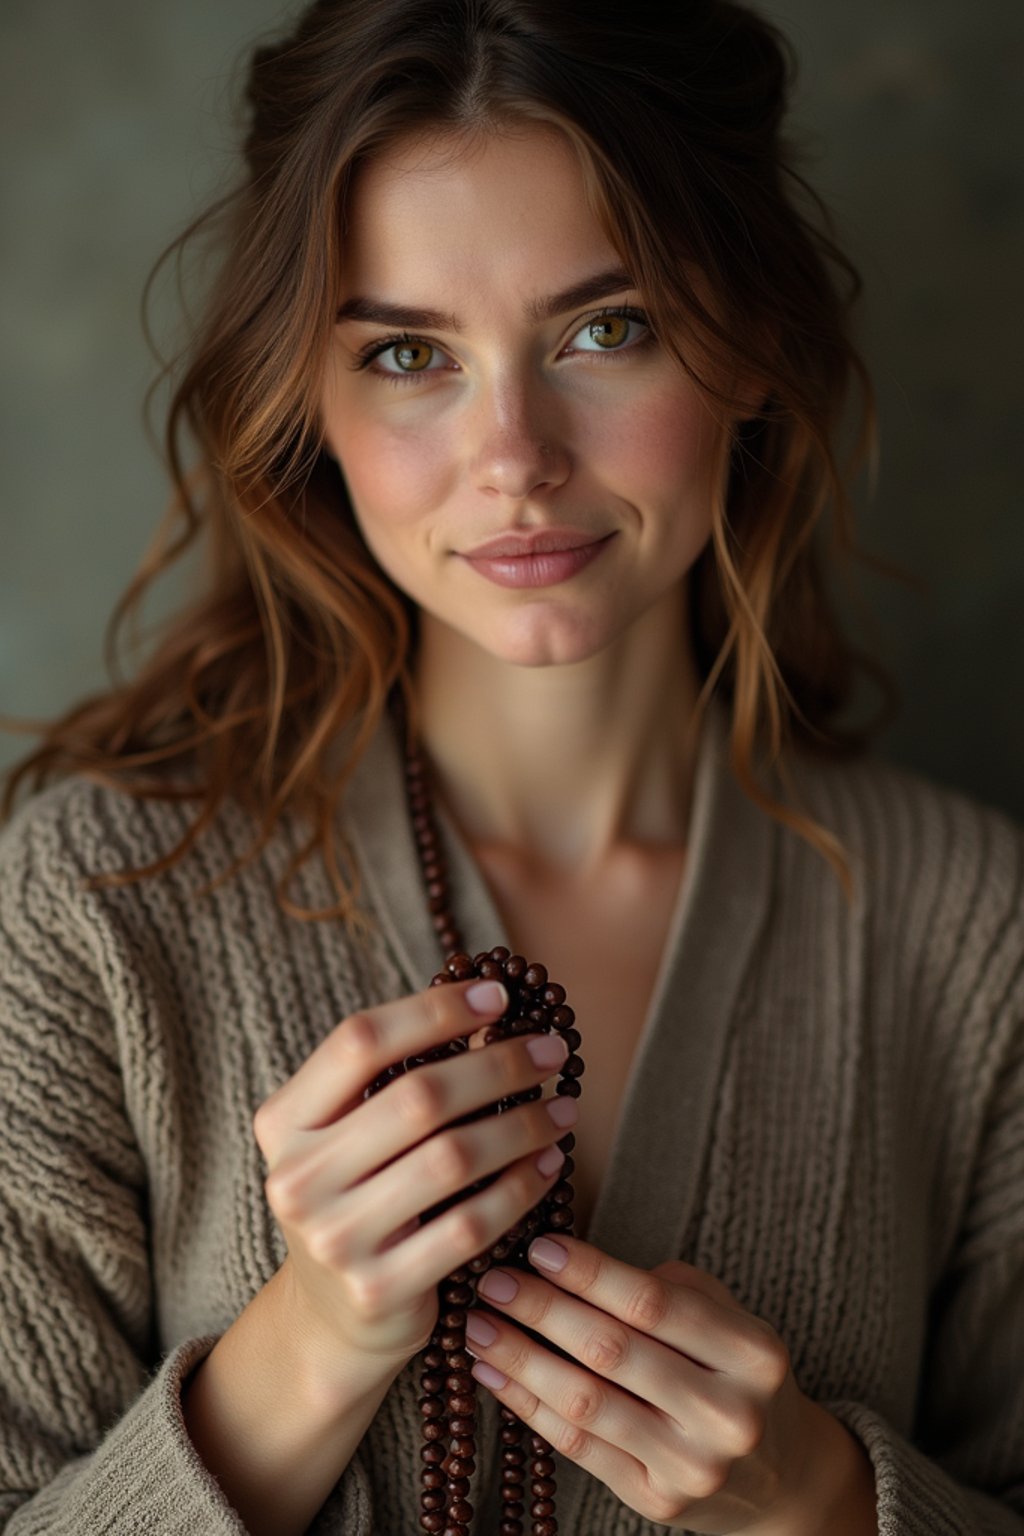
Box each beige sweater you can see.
[1,698,1022,1534]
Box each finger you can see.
[264,1026,570,1211]
[353,1141,568,1298]
[525,1235,782,1375]
[471,1263,773,1430]
[256,977,510,1139]
[464,1320,673,1519]
[331,1089,574,1253]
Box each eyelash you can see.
[348,305,653,386]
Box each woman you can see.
[1,1,1021,1533]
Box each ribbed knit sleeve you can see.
[0,789,258,1533]
[821,783,1024,1535]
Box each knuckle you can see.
[728,1405,766,1458]
[252,1097,278,1151]
[582,1326,629,1374]
[426,1131,473,1186]
[643,1482,685,1524]
[264,1162,304,1220]
[345,1267,387,1319]
[691,1458,729,1501]
[745,1321,790,1385]
[555,1419,593,1461]
[563,1383,602,1428]
[450,1204,488,1256]
[622,1278,670,1333]
[396,1071,445,1129]
[338,1010,379,1058]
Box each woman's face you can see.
[321,124,727,668]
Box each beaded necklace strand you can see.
[362,692,586,1535]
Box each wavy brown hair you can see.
[0,0,899,923]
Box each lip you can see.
[459,532,616,589]
[461,527,607,559]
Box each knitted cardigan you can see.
[1,699,1022,1534]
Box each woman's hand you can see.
[252,979,572,1372]
[462,1236,877,1534]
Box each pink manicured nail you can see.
[471,1360,508,1390]
[465,1310,498,1346]
[466,980,508,1015]
[477,1269,518,1302]
[528,1236,568,1272]
[536,1144,566,1177]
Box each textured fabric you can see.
[0,698,1022,1534]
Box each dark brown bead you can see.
[443,1526,469,1536]
[523,963,548,988]
[443,1283,473,1306]
[419,1396,444,1418]
[529,1434,551,1452]
[501,1519,524,1535]
[563,1054,585,1079]
[445,1371,472,1393]
[490,945,510,961]
[439,1331,464,1351]
[532,1478,556,1498]
[449,1436,474,1458]
[419,1515,444,1533]
[443,1307,467,1329]
[448,1349,473,1371]
[540,983,566,1007]
[422,1443,445,1463]
[555,1077,581,1098]
[449,1415,475,1436]
[502,1466,525,1484]
[547,1206,573,1230]
[424,1421,447,1442]
[561,1028,581,1053]
[448,1499,473,1523]
[421,1489,446,1511]
[449,1393,474,1416]
[530,1456,555,1477]
[550,1181,573,1205]
[550,1006,575,1030]
[422,1372,444,1394]
[446,1476,470,1496]
[531,1497,556,1517]
[421,1468,445,1490]
[532,1518,558,1535]
[501,1445,526,1466]
[445,1456,474,1479]
[504,954,527,979]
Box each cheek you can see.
[579,385,713,508]
[334,417,453,532]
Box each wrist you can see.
[779,1400,877,1536]
[272,1258,409,1420]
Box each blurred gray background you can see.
[1,2,1022,818]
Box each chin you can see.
[479,609,616,668]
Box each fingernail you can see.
[477,1269,518,1302]
[465,1310,498,1346]
[466,981,509,1015]
[528,1237,568,1272]
[536,1144,565,1177]
[471,1360,508,1390]
[526,1035,568,1069]
[545,1096,577,1127]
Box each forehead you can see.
[340,125,621,303]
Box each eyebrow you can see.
[334,266,636,330]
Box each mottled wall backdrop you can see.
[1,2,1021,817]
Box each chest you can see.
[474,845,687,1238]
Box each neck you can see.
[410,580,704,880]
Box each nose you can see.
[469,380,571,501]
